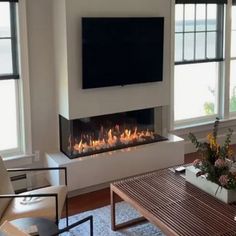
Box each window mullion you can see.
[0,74,19,80]
[216,4,225,59]
[0,37,11,40]
[10,2,18,76]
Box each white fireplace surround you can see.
[45,134,184,196]
[50,1,176,196]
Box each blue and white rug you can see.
[59,201,165,236]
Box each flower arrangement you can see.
[189,118,236,190]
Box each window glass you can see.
[231,31,236,57]
[184,33,194,60]
[196,4,206,31]
[230,60,236,113]
[174,3,224,125]
[175,3,222,64]
[0,39,13,74]
[0,3,10,37]
[184,4,195,32]
[232,5,236,30]
[231,6,236,57]
[230,6,236,114]
[196,32,206,59]
[175,4,184,32]
[207,4,217,31]
[175,33,183,61]
[207,32,216,58]
[0,2,21,155]
[0,2,13,75]
[174,62,218,121]
[0,80,18,151]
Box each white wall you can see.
[54,0,172,120]
[26,0,58,157]
[52,0,69,119]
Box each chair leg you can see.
[65,195,69,228]
[90,215,93,236]
[51,215,93,236]
[55,195,59,226]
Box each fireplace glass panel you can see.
[59,108,167,159]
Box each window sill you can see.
[3,154,35,168]
[171,117,236,136]
[171,118,236,154]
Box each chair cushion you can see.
[1,185,67,224]
[0,156,14,220]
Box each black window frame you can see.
[176,0,227,3]
[175,1,226,65]
[0,0,19,80]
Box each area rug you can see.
[59,201,165,236]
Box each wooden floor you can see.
[64,152,199,217]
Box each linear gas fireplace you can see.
[59,108,167,159]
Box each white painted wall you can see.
[54,0,172,120]
[52,0,69,119]
[26,0,58,156]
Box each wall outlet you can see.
[34,150,40,162]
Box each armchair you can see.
[0,156,68,227]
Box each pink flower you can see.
[214,159,226,168]
[219,175,229,186]
[193,159,202,168]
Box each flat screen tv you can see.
[82,17,164,89]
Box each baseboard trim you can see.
[68,182,109,198]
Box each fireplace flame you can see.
[71,125,155,155]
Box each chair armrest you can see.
[0,193,58,199]
[0,193,60,224]
[7,167,67,186]
[7,167,66,172]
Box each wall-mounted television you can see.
[82,17,164,89]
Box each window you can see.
[175,62,219,121]
[0,0,23,156]
[230,1,236,113]
[174,0,227,127]
[175,3,224,63]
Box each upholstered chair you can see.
[0,156,68,227]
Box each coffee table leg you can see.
[111,187,117,230]
[111,187,147,231]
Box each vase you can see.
[185,166,236,203]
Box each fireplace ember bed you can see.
[59,108,167,159]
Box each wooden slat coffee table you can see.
[110,168,236,236]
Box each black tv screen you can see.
[82,17,164,89]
